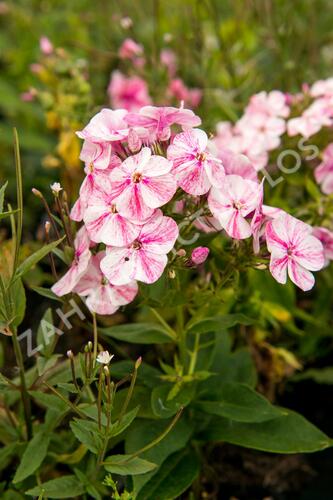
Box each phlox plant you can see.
[1,82,333,499]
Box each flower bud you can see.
[128,128,142,153]
[191,246,209,265]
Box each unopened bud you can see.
[103,365,110,376]
[45,221,51,234]
[67,350,74,359]
[135,356,142,369]
[191,247,209,265]
[128,128,142,153]
[32,188,43,199]
[87,341,93,352]
[176,249,186,257]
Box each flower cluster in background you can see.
[51,97,332,315]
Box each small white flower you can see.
[50,182,63,194]
[96,351,114,365]
[120,16,133,29]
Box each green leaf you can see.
[137,449,200,500]
[126,417,194,494]
[104,455,157,475]
[9,278,26,328]
[13,431,50,483]
[70,419,102,454]
[30,286,63,302]
[151,384,195,418]
[14,237,65,281]
[109,406,140,437]
[25,475,85,498]
[29,390,68,412]
[292,367,333,384]
[201,410,331,453]
[0,443,18,472]
[187,314,255,335]
[100,322,173,344]
[0,181,8,213]
[195,382,285,423]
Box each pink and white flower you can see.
[52,227,91,296]
[109,147,177,222]
[83,177,143,246]
[266,213,324,291]
[79,140,113,170]
[208,175,261,239]
[312,227,333,266]
[167,129,224,195]
[100,211,178,285]
[74,253,138,315]
[315,143,333,194]
[108,71,152,112]
[125,105,201,141]
[77,109,129,144]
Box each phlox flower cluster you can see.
[52,102,328,315]
[108,39,202,112]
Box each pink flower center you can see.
[101,276,109,285]
[233,201,243,210]
[110,204,118,214]
[287,245,295,256]
[132,172,143,183]
[89,162,94,173]
[195,152,207,163]
[131,240,142,250]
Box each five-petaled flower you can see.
[266,213,324,291]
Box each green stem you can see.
[13,128,23,275]
[149,307,177,340]
[118,359,140,422]
[12,329,32,439]
[188,333,200,376]
[92,313,98,367]
[123,407,183,462]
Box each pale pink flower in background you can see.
[20,91,35,102]
[212,121,271,171]
[168,78,202,108]
[191,247,209,265]
[312,227,333,265]
[74,253,138,315]
[109,147,177,221]
[40,36,53,55]
[83,177,142,246]
[235,113,286,153]
[52,227,91,296]
[125,105,201,141]
[77,108,128,144]
[287,98,333,138]
[245,90,290,118]
[118,38,143,59]
[208,175,261,239]
[101,210,179,285]
[310,78,333,98]
[160,48,177,77]
[30,63,43,74]
[266,213,324,291]
[167,129,224,195]
[315,143,333,194]
[108,71,152,112]
[120,16,133,29]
